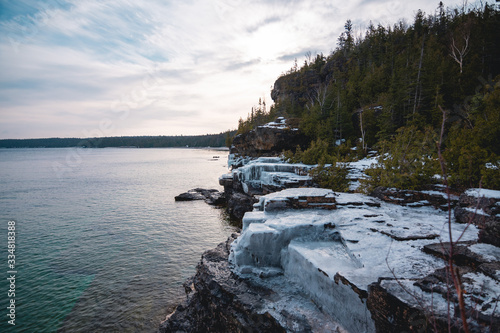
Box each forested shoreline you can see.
[236,2,500,190]
[0,132,235,149]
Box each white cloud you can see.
[0,0,477,139]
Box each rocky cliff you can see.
[161,188,499,332]
[161,125,500,332]
[230,119,309,158]
[159,234,345,333]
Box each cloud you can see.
[0,0,477,139]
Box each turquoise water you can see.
[0,148,236,332]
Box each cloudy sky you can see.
[0,0,476,139]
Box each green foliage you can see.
[362,125,439,191]
[264,4,500,191]
[283,138,332,165]
[270,4,499,156]
[310,163,350,192]
[225,131,233,148]
[237,98,276,135]
[444,77,500,190]
[444,127,489,189]
[482,161,500,190]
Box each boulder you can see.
[174,191,205,201]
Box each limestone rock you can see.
[230,125,309,158]
[159,235,344,333]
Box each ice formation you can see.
[227,157,315,193]
[229,188,485,333]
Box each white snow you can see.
[469,243,500,262]
[464,206,490,216]
[461,272,500,317]
[347,156,379,190]
[420,190,460,201]
[464,188,500,199]
[257,117,297,130]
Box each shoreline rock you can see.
[162,187,500,333]
[167,138,500,332]
[159,234,346,333]
[174,188,226,206]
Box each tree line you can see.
[0,132,236,149]
[237,1,500,190]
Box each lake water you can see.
[0,148,237,332]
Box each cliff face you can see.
[222,120,312,221]
[270,66,333,107]
[230,125,309,158]
[159,234,344,333]
[161,188,500,333]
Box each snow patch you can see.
[464,188,500,199]
[469,243,500,262]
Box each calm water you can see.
[0,148,236,332]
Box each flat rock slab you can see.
[174,188,225,205]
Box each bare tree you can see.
[306,83,332,117]
[449,20,471,74]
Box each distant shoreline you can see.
[0,146,230,150]
[0,133,235,149]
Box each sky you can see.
[0,0,482,139]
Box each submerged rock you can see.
[174,188,225,206]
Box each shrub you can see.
[310,163,350,192]
[361,125,439,191]
[283,138,333,165]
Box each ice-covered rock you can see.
[231,157,314,195]
[228,188,494,332]
[455,187,500,246]
[160,234,349,333]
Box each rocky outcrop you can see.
[231,189,499,332]
[164,186,500,332]
[230,124,309,158]
[271,69,327,108]
[365,240,500,332]
[220,157,316,220]
[454,188,500,246]
[159,234,346,333]
[175,188,225,206]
